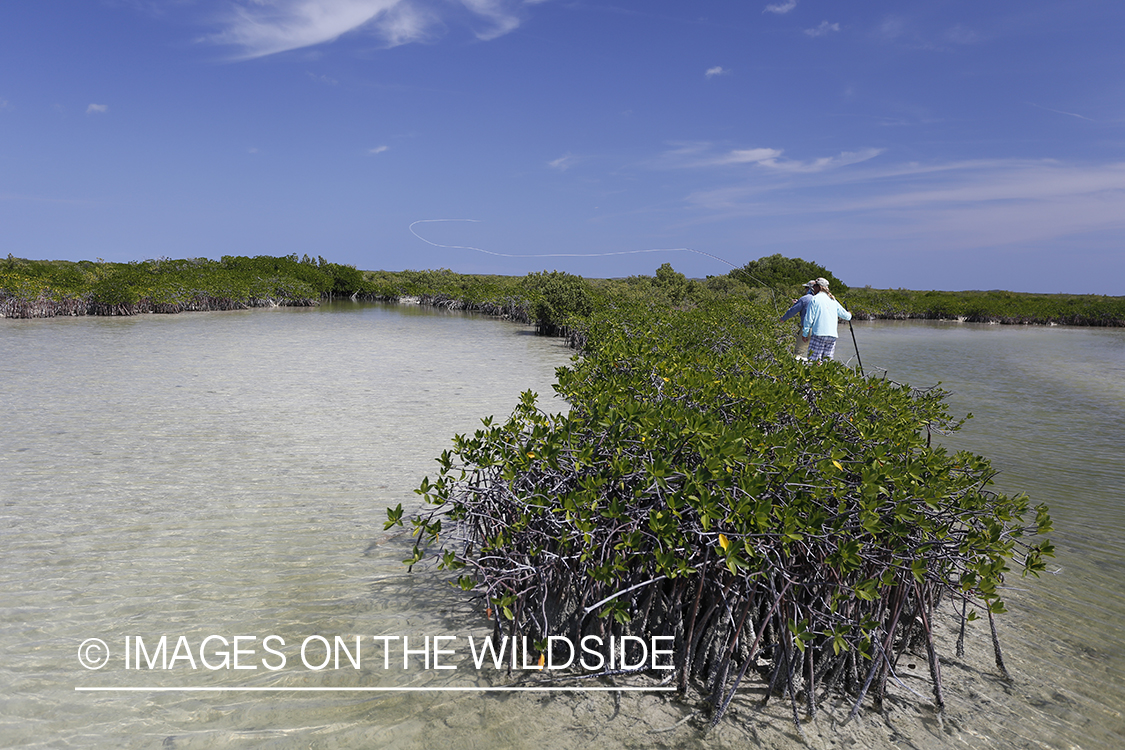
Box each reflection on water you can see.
[2,308,1123,749]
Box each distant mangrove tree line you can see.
[4,251,1121,326]
[0,255,362,318]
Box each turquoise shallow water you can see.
[1,307,1122,749]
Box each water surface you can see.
[2,308,1123,749]
[833,320,1125,749]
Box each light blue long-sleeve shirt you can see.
[780,291,814,327]
[801,292,852,338]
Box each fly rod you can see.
[848,319,865,377]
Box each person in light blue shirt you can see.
[801,278,852,361]
[780,280,817,358]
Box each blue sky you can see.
[2,1,1123,293]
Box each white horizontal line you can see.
[76,686,676,693]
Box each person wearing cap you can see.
[779,280,818,358]
[801,277,852,362]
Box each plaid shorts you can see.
[807,335,837,361]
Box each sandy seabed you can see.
[412,605,1106,750]
[143,608,1094,750]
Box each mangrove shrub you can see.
[398,295,1053,728]
[520,270,593,335]
[733,253,848,293]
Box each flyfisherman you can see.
[801,277,852,362]
[779,280,817,358]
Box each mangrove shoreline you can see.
[4,255,1122,328]
[4,253,1064,740]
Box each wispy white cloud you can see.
[874,15,980,52]
[877,15,906,41]
[207,0,538,59]
[682,158,1125,256]
[307,71,339,85]
[208,1,401,58]
[86,103,109,114]
[377,2,440,47]
[835,161,1125,211]
[712,147,784,166]
[1028,102,1095,122]
[705,66,727,78]
[943,24,981,45]
[548,153,577,171]
[804,21,840,38]
[676,144,883,173]
[769,148,882,173]
[763,0,796,15]
[831,162,1125,253]
[460,0,519,40]
[368,145,389,154]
